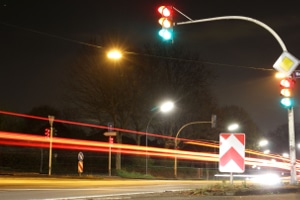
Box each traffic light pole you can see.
[172,9,298,184]
[288,107,297,185]
[174,115,216,178]
[48,115,55,176]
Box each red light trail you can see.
[0,110,299,173]
[0,131,299,172]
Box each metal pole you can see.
[230,172,233,184]
[145,116,154,175]
[174,139,178,178]
[288,107,297,185]
[109,136,112,176]
[48,115,54,176]
[174,120,212,178]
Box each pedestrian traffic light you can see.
[157,6,173,41]
[45,128,50,137]
[279,77,295,108]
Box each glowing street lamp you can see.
[227,123,239,132]
[145,101,174,175]
[259,139,269,147]
[159,101,174,113]
[107,50,122,60]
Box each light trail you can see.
[0,110,299,173]
[0,131,299,172]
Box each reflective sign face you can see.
[273,51,299,77]
[219,133,245,173]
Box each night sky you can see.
[1,0,300,137]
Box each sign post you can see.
[78,152,84,176]
[219,133,245,184]
[104,131,117,176]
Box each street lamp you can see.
[107,49,122,60]
[145,101,174,175]
[259,139,268,147]
[227,123,239,131]
[174,115,217,178]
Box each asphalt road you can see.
[0,176,299,200]
[0,176,212,199]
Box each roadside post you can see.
[78,152,84,176]
[104,131,117,176]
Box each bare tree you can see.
[64,40,217,168]
[141,42,217,148]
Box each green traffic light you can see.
[159,29,172,40]
[280,97,293,108]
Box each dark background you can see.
[0,0,300,137]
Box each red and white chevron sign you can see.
[219,133,245,173]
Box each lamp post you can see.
[145,101,174,175]
[174,115,216,178]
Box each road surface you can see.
[0,176,299,199]
[0,176,210,199]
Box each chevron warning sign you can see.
[219,133,245,173]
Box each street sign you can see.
[219,133,245,173]
[273,51,299,77]
[293,70,300,78]
[104,131,117,137]
[78,161,83,175]
[78,152,84,161]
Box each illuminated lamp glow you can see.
[158,6,171,17]
[159,29,172,40]
[159,18,172,28]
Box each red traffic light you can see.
[280,78,295,88]
[158,6,172,17]
[45,128,50,137]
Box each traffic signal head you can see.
[45,128,50,137]
[279,78,295,108]
[157,6,173,41]
[280,97,293,108]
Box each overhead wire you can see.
[0,21,273,71]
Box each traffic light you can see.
[279,77,295,108]
[45,128,50,137]
[157,6,173,41]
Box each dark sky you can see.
[1,0,300,137]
